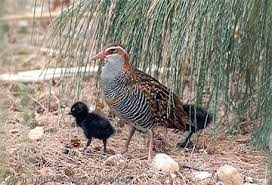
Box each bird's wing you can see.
[92,112,111,128]
[127,68,194,130]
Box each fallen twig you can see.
[0,12,61,21]
[179,163,211,172]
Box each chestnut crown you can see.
[92,43,130,69]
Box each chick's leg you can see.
[102,139,107,153]
[176,132,193,148]
[82,138,92,153]
[85,138,92,148]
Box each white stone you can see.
[28,126,44,140]
[104,154,125,166]
[152,153,179,173]
[215,164,243,185]
[193,171,212,181]
[18,20,28,28]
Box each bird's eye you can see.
[109,49,117,54]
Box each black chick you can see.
[69,101,115,153]
[176,104,213,148]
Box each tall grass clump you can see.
[36,0,272,151]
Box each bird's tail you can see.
[182,104,213,133]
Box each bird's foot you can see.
[148,154,152,161]
[101,148,107,155]
[120,148,128,155]
[80,147,91,154]
[176,140,194,149]
[97,149,107,156]
[63,144,72,154]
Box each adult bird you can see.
[92,43,195,160]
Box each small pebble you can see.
[152,153,179,173]
[215,164,243,185]
[193,171,212,181]
[104,154,125,166]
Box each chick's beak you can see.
[92,51,107,60]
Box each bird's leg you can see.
[102,139,107,153]
[121,125,136,154]
[148,129,154,161]
[192,130,202,151]
[83,138,92,152]
[176,132,193,148]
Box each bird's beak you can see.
[92,51,107,60]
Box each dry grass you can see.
[0,90,7,181]
[0,78,269,184]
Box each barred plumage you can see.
[101,70,155,130]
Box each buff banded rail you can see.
[92,43,212,160]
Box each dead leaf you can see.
[70,135,81,148]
